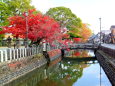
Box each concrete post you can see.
[16,49,18,60]
[22,49,25,57]
[9,49,12,60]
[32,47,34,55]
[24,48,27,57]
[0,50,3,62]
[3,50,7,61]
[12,50,15,60]
[29,48,31,56]
[19,49,22,58]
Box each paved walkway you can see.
[101,44,115,50]
[0,46,25,50]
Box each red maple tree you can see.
[1,9,62,44]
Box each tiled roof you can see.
[110,25,115,29]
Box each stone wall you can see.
[0,56,47,86]
[96,50,115,86]
[48,49,61,61]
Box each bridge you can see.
[62,43,99,50]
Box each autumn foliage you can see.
[0,9,92,46]
[0,9,62,44]
[80,23,92,42]
[73,38,81,43]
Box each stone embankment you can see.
[0,49,62,86]
[48,49,61,61]
[0,54,47,86]
[96,44,115,86]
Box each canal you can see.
[7,49,112,86]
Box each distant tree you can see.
[68,26,82,39]
[46,7,82,29]
[80,23,92,42]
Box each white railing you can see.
[0,46,43,63]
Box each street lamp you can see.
[99,18,101,44]
[25,12,29,48]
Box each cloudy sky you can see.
[31,0,115,34]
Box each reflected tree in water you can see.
[37,60,90,86]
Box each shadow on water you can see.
[6,49,112,86]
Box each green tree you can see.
[0,2,10,42]
[46,6,82,29]
[5,0,34,15]
[0,1,10,26]
[0,0,35,26]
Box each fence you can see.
[0,46,43,63]
[0,43,98,62]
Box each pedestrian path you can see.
[0,46,25,50]
[101,44,115,50]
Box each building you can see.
[101,30,111,35]
[110,25,115,43]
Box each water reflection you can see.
[65,49,95,58]
[37,60,89,86]
[7,50,111,86]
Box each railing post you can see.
[0,50,3,62]
[12,49,15,60]
[30,48,31,55]
[31,47,33,55]
[28,48,29,56]
[33,47,35,54]
[16,49,18,60]
[30,48,32,56]
[29,48,30,56]
[19,49,21,58]
[22,48,24,57]
[3,50,8,61]
[9,49,12,61]
[20,49,22,58]
[36,47,38,54]
[24,48,27,57]
[35,47,37,54]
[26,48,28,56]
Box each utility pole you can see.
[25,12,29,48]
[99,18,102,44]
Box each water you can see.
[73,63,110,86]
[9,49,112,86]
